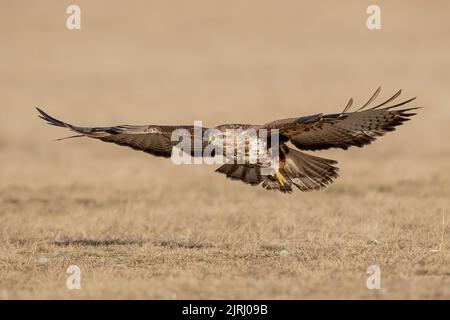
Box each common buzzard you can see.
[37,87,419,193]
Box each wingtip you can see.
[36,106,46,118]
[36,107,67,128]
[36,106,49,119]
[36,106,50,117]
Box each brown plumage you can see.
[37,87,419,193]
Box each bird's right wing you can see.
[37,108,209,158]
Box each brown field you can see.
[0,1,449,299]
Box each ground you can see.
[0,1,449,299]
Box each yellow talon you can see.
[274,171,287,186]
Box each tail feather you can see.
[215,163,262,186]
[215,147,339,193]
[280,147,339,191]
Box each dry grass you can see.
[0,1,449,299]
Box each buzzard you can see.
[37,87,419,193]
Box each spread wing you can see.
[36,108,209,158]
[262,87,420,151]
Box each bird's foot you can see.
[274,170,287,186]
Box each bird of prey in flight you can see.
[37,87,419,193]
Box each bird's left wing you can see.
[37,108,209,158]
[261,88,420,151]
